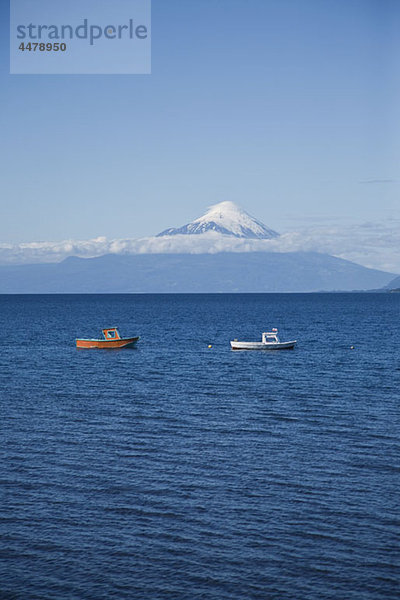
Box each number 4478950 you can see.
[19,42,67,51]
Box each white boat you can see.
[230,328,296,350]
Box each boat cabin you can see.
[262,329,280,344]
[102,328,121,340]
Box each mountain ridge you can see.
[0,202,397,292]
[0,251,395,293]
[384,274,400,290]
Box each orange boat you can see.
[76,328,139,349]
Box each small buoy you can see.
[208,344,212,348]
[350,346,354,350]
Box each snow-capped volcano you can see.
[156,201,279,239]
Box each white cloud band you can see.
[1,223,399,274]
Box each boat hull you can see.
[230,340,296,350]
[76,336,139,349]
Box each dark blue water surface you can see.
[1,293,399,600]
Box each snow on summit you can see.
[157,201,279,239]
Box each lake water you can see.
[1,293,399,600]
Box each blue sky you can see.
[1,0,399,244]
